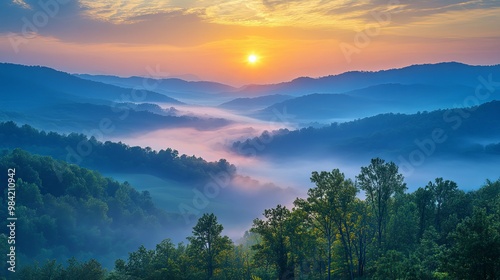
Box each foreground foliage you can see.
[3,153,499,280]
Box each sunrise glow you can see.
[247,54,258,64]
[0,0,499,86]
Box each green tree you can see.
[444,207,500,279]
[64,258,106,280]
[151,238,179,279]
[351,199,373,278]
[285,207,318,279]
[406,227,443,280]
[386,193,418,253]
[356,158,406,248]
[414,186,435,239]
[295,169,357,280]
[187,213,232,280]
[18,260,64,280]
[373,250,407,280]
[251,205,294,280]
[427,178,458,234]
[126,245,155,278]
[472,179,500,215]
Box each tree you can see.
[356,158,406,248]
[251,205,294,280]
[386,193,418,253]
[406,227,443,279]
[187,213,232,280]
[18,260,64,280]
[126,245,155,278]
[414,186,435,239]
[295,169,358,280]
[373,250,407,280]
[151,239,182,280]
[65,258,106,280]
[472,179,500,215]
[427,178,458,234]
[444,208,500,279]
[285,207,318,279]
[351,199,373,278]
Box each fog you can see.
[107,104,499,241]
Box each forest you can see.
[2,152,499,280]
[233,100,500,159]
[0,121,235,183]
[0,149,175,270]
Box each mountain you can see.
[0,63,181,105]
[0,148,176,268]
[0,63,236,134]
[233,100,500,160]
[0,102,230,135]
[218,94,293,111]
[76,74,237,104]
[0,121,235,184]
[235,62,500,96]
[255,93,372,121]
[254,83,488,121]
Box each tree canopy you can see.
[5,156,500,280]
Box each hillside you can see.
[254,83,487,121]
[0,121,235,183]
[219,94,293,111]
[235,62,500,96]
[0,102,231,135]
[76,74,237,103]
[0,63,235,134]
[0,63,181,104]
[233,100,500,159]
[0,149,174,268]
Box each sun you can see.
[247,54,259,64]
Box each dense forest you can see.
[0,121,235,183]
[233,100,500,159]
[0,149,176,271]
[3,154,499,279]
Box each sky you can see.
[1,0,499,86]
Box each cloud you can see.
[79,0,183,23]
[1,0,498,86]
[2,0,499,42]
[12,0,31,9]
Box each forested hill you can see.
[0,149,173,269]
[0,121,235,183]
[0,63,180,104]
[10,159,500,280]
[233,100,500,159]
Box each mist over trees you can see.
[233,100,500,160]
[0,121,235,183]
[0,149,175,271]
[7,155,499,280]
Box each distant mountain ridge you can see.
[235,62,500,97]
[76,74,236,93]
[218,94,293,111]
[76,73,238,104]
[233,100,500,160]
[3,62,500,127]
[253,83,493,121]
[0,63,181,104]
[0,63,233,134]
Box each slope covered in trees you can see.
[233,101,500,159]
[0,149,174,272]
[0,63,180,104]
[253,84,484,121]
[10,158,500,280]
[0,121,235,183]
